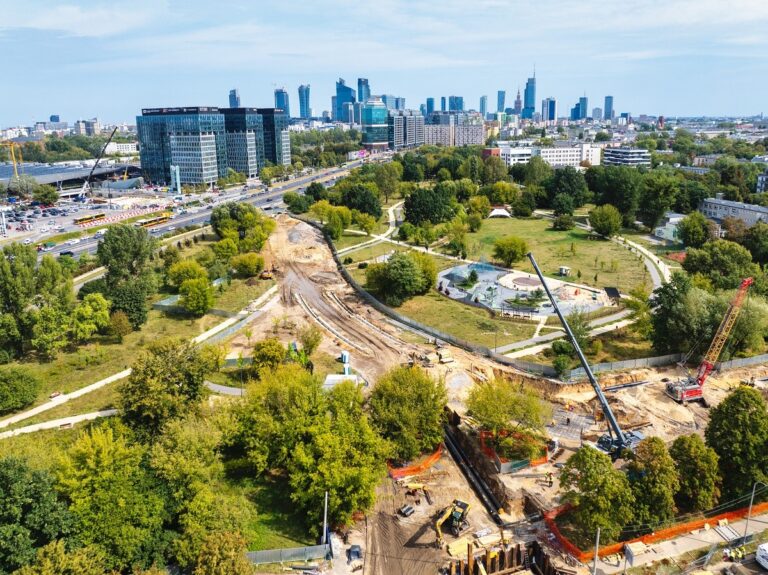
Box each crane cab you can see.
[665,378,704,404]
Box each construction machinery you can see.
[79,127,118,198]
[1,142,23,178]
[666,277,754,404]
[528,252,643,459]
[435,500,471,548]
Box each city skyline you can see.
[2,0,768,125]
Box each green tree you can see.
[546,166,589,207]
[341,183,382,218]
[467,195,491,218]
[230,253,264,277]
[12,541,105,575]
[168,260,209,289]
[404,186,454,225]
[119,339,216,439]
[705,387,768,498]
[551,193,574,216]
[0,459,71,574]
[743,221,768,264]
[110,279,150,329]
[627,437,679,527]
[560,447,635,542]
[109,310,132,342]
[436,167,452,182]
[369,366,447,461]
[466,379,552,435]
[589,204,622,237]
[31,185,59,206]
[251,337,286,377]
[677,211,711,248]
[586,166,643,225]
[354,212,377,236]
[523,156,553,187]
[482,155,508,184]
[0,367,41,415]
[492,236,528,267]
[445,218,468,257]
[552,214,575,230]
[365,252,428,306]
[96,224,156,290]
[594,131,611,142]
[180,278,215,316]
[374,163,401,203]
[670,434,720,512]
[682,239,757,290]
[56,426,168,571]
[6,175,37,198]
[212,238,239,262]
[69,293,111,343]
[552,355,571,378]
[638,171,680,228]
[30,306,68,359]
[298,325,322,355]
[210,202,275,252]
[193,531,253,575]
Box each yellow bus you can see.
[134,212,172,228]
[73,212,106,225]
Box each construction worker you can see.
[547,472,554,487]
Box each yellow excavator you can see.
[435,500,471,548]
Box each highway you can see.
[36,160,363,260]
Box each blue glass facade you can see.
[229,89,240,108]
[522,76,536,119]
[579,96,588,120]
[298,85,311,119]
[361,98,389,150]
[497,90,505,113]
[274,88,290,118]
[257,108,291,166]
[479,95,487,117]
[222,108,265,177]
[426,97,435,115]
[357,78,370,103]
[335,78,356,122]
[604,95,614,120]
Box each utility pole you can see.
[742,481,767,545]
[321,491,329,545]
[592,527,600,575]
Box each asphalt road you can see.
[34,160,363,260]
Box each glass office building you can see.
[361,97,389,150]
[523,76,536,119]
[335,78,356,122]
[221,108,265,178]
[274,88,290,118]
[357,78,370,103]
[298,84,311,119]
[257,108,291,166]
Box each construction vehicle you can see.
[435,500,471,548]
[528,252,643,459]
[1,142,23,178]
[79,127,118,198]
[666,277,753,404]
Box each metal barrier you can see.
[568,353,684,380]
[246,543,330,565]
[716,352,768,371]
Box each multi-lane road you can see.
[35,160,364,260]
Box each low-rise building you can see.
[653,212,686,242]
[603,147,651,167]
[487,143,601,168]
[758,169,768,193]
[104,142,139,155]
[700,197,768,227]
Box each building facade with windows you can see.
[603,147,651,167]
[229,89,240,108]
[221,108,265,178]
[298,85,311,119]
[334,78,356,122]
[522,76,536,119]
[541,98,556,123]
[274,88,290,118]
[604,95,614,120]
[357,78,370,104]
[700,197,768,227]
[387,110,425,150]
[758,169,768,193]
[497,90,506,113]
[257,108,291,166]
[361,97,389,151]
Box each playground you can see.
[437,262,614,318]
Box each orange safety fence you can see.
[544,501,768,563]
[479,430,549,468]
[388,444,444,480]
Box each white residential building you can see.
[493,143,601,168]
[104,142,139,155]
[603,147,651,167]
[424,124,454,146]
[700,197,768,227]
[653,212,686,242]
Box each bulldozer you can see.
[435,500,471,548]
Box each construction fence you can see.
[246,543,330,565]
[388,444,444,480]
[567,354,685,380]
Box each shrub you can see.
[0,367,41,414]
[230,253,264,278]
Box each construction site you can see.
[239,215,768,575]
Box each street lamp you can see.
[742,480,768,545]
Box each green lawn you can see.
[3,310,222,413]
[463,217,653,293]
[521,326,653,367]
[342,242,411,263]
[620,230,686,268]
[333,231,371,251]
[0,426,83,470]
[213,278,275,313]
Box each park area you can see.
[460,217,653,293]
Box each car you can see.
[59,251,75,258]
[167,226,176,231]
[22,238,33,245]
[757,543,768,570]
[66,238,81,245]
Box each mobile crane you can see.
[435,500,471,548]
[79,127,118,199]
[666,277,753,404]
[528,253,643,459]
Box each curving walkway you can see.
[336,201,403,256]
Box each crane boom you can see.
[81,127,118,197]
[527,253,641,457]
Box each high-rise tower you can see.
[522,72,536,119]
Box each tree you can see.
[482,181,519,204]
[109,310,132,342]
[12,541,105,575]
[467,195,491,218]
[193,531,253,575]
[492,236,528,267]
[354,212,377,236]
[341,183,382,218]
[638,171,680,228]
[31,185,59,206]
[6,175,37,198]
[168,261,209,289]
[369,366,447,461]
[705,386,768,499]
[436,167,452,182]
[445,218,468,257]
[467,213,483,233]
[298,325,322,355]
[0,367,41,415]
[179,278,214,316]
[30,306,68,359]
[365,252,427,307]
[546,166,589,207]
[69,293,111,343]
[404,186,454,225]
[552,214,575,230]
[56,426,168,571]
[743,221,768,265]
[670,434,720,512]
[119,339,215,439]
[230,253,264,277]
[627,437,679,527]
[251,337,286,377]
[560,447,635,542]
[594,131,611,142]
[212,238,239,262]
[551,193,574,216]
[210,202,275,252]
[523,156,553,187]
[722,216,748,245]
[586,165,643,225]
[482,155,508,184]
[110,280,150,329]
[682,239,757,290]
[96,224,155,290]
[677,211,710,248]
[0,459,72,574]
[305,181,328,203]
[589,204,622,237]
[466,379,552,435]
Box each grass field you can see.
[342,241,411,263]
[521,326,653,367]
[621,230,686,269]
[0,426,83,469]
[463,217,652,293]
[213,278,275,313]
[333,231,371,251]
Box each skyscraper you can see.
[570,102,581,121]
[513,89,522,115]
[229,89,240,108]
[448,96,464,111]
[579,96,588,120]
[541,98,557,122]
[361,96,389,151]
[479,96,487,117]
[522,74,536,119]
[257,108,291,166]
[441,97,447,112]
[357,78,370,104]
[497,90,506,113]
[592,107,603,121]
[426,97,435,115]
[222,107,265,177]
[298,85,311,119]
[335,78,356,122]
[604,96,614,121]
[395,97,406,111]
[274,88,290,118]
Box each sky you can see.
[2,0,768,126]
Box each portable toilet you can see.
[340,350,350,364]
[343,363,351,375]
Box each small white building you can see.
[653,212,686,242]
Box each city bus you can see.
[73,213,106,225]
[134,212,172,228]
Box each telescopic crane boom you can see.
[527,252,643,459]
[666,276,753,404]
[80,127,118,198]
